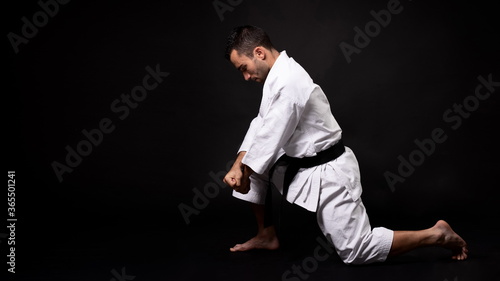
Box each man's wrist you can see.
[233,151,247,170]
[243,165,253,177]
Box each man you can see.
[222,25,468,264]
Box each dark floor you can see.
[8,201,500,281]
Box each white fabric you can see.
[315,148,394,264]
[233,147,394,264]
[232,50,393,264]
[237,50,342,212]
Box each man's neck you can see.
[266,49,281,69]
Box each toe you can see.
[230,244,242,252]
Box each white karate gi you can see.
[232,51,393,264]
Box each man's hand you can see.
[223,167,249,194]
[223,152,253,194]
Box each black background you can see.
[5,0,500,280]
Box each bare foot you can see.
[433,220,468,260]
[230,226,280,252]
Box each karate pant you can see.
[233,149,394,265]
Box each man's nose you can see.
[243,72,251,81]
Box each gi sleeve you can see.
[238,116,262,153]
[242,90,305,174]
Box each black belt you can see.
[264,139,345,227]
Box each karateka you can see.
[222,25,468,264]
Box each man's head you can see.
[224,25,279,83]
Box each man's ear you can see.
[253,46,266,60]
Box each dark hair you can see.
[224,25,274,61]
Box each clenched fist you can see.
[223,152,253,194]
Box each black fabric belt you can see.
[264,139,345,227]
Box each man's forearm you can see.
[223,151,253,193]
[233,151,247,170]
[233,151,254,178]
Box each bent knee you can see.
[339,251,367,265]
[338,247,385,265]
[335,229,393,265]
